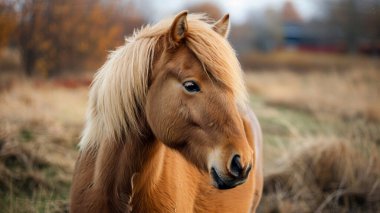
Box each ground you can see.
[0,54,379,212]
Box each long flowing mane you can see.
[79,14,248,151]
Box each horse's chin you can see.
[210,167,247,190]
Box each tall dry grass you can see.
[246,68,380,122]
[259,132,380,212]
[0,80,87,212]
[246,66,380,212]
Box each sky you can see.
[135,0,322,24]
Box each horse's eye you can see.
[183,81,200,93]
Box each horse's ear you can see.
[212,14,230,38]
[169,11,188,46]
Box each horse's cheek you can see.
[145,86,181,143]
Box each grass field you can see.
[246,67,380,212]
[0,57,379,212]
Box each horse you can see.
[70,11,263,213]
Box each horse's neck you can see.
[118,138,166,193]
[92,134,164,202]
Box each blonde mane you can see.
[79,14,248,151]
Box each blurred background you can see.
[0,0,379,212]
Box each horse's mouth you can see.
[210,167,247,190]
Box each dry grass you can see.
[0,80,87,212]
[246,68,380,122]
[246,66,380,212]
[258,132,380,212]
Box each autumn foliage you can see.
[2,0,145,77]
[0,0,16,49]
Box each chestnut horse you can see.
[70,11,263,213]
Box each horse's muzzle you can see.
[210,165,251,190]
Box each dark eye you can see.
[183,81,200,93]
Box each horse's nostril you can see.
[245,164,252,177]
[230,155,243,178]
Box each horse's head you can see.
[146,11,254,190]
